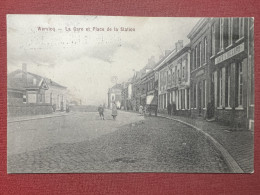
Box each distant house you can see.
[8,68,49,105]
[45,78,67,111]
[7,64,67,116]
[107,83,122,109]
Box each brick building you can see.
[207,17,254,129]
[187,18,211,118]
[156,41,191,116]
[7,64,67,116]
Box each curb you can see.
[7,113,72,123]
[159,115,244,173]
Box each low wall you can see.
[70,105,98,112]
[190,109,206,119]
[158,108,191,117]
[8,103,53,117]
[215,108,247,128]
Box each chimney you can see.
[22,63,27,85]
[175,40,184,52]
[147,56,156,67]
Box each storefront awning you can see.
[146,95,158,105]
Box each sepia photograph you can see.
[7,15,254,173]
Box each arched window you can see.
[204,37,207,64]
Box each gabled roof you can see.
[187,18,208,39]
[153,43,191,72]
[8,69,66,91]
[45,78,66,89]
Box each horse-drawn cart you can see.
[145,95,158,116]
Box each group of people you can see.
[98,101,118,120]
[167,102,176,116]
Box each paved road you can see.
[8,110,144,155]
[8,111,229,173]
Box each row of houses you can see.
[7,63,76,116]
[108,17,254,130]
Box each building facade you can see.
[7,64,67,116]
[157,41,191,116]
[45,79,67,111]
[140,68,157,112]
[107,83,122,109]
[208,17,254,129]
[187,18,211,118]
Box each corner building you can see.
[209,17,254,129]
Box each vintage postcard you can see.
[7,15,254,173]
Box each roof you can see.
[187,18,208,39]
[153,43,191,72]
[7,69,66,91]
[45,78,67,89]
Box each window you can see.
[219,70,223,107]
[164,94,167,109]
[198,42,201,67]
[182,65,185,79]
[237,62,243,107]
[179,90,181,109]
[181,89,185,109]
[220,18,224,51]
[226,66,231,107]
[187,89,190,109]
[192,50,195,70]
[204,37,207,64]
[239,18,244,39]
[23,94,26,103]
[211,23,216,56]
[172,71,175,85]
[168,70,171,87]
[194,84,197,109]
[203,80,206,108]
[39,94,43,103]
[195,46,197,69]
[228,18,233,46]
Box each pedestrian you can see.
[111,101,117,120]
[172,102,176,115]
[139,105,143,115]
[98,104,105,120]
[167,102,172,116]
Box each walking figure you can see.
[98,104,105,120]
[112,101,117,120]
[139,105,143,115]
[167,102,172,116]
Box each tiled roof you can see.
[7,69,66,90]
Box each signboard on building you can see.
[215,42,245,65]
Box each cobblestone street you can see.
[8,111,229,173]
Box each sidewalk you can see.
[158,113,254,173]
[7,111,71,123]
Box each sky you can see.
[7,15,201,105]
